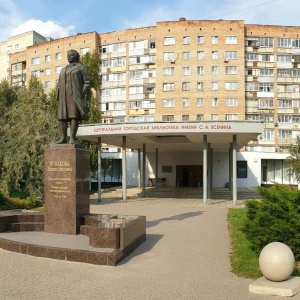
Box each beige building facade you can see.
[8,19,300,188]
[0,30,51,82]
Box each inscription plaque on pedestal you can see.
[44,144,90,235]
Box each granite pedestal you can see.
[44,144,90,235]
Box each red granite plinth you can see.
[44,144,90,235]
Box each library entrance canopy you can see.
[76,121,264,205]
[76,121,264,152]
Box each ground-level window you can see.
[162,115,174,121]
[237,161,247,178]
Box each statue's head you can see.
[67,49,80,63]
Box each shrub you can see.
[243,184,300,260]
[0,190,43,210]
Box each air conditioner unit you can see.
[40,68,44,72]
[170,59,175,63]
[224,58,229,62]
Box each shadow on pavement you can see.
[117,234,164,266]
[147,211,203,228]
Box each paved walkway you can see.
[0,192,295,300]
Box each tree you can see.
[0,78,58,198]
[286,136,300,182]
[0,80,19,180]
[77,51,102,172]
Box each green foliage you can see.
[0,191,42,210]
[243,184,300,260]
[77,51,102,172]
[0,77,58,199]
[286,136,300,182]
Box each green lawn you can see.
[227,208,262,278]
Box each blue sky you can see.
[0,0,298,42]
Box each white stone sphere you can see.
[259,242,295,282]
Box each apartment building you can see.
[9,31,98,89]
[0,30,51,82]
[8,19,300,188]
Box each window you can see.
[129,86,143,94]
[182,115,189,121]
[11,63,21,71]
[31,70,40,77]
[225,36,237,44]
[197,98,204,106]
[196,114,204,121]
[182,98,190,107]
[277,55,292,63]
[100,42,126,54]
[183,36,190,44]
[162,115,174,121]
[245,82,258,91]
[211,98,218,106]
[211,114,218,121]
[31,57,40,65]
[277,38,292,48]
[55,52,62,60]
[164,37,175,45]
[44,81,51,88]
[258,98,274,108]
[211,82,218,90]
[45,68,50,75]
[182,67,190,76]
[260,69,274,76]
[237,161,247,178]
[226,66,237,74]
[80,47,90,55]
[259,54,274,62]
[278,115,292,123]
[278,99,292,108]
[55,66,61,73]
[212,36,218,44]
[15,44,19,49]
[197,51,204,60]
[163,67,175,76]
[260,129,274,140]
[7,45,12,52]
[45,55,51,62]
[197,66,204,75]
[162,99,174,107]
[197,36,204,44]
[212,51,218,59]
[225,114,238,120]
[225,51,237,59]
[259,83,274,92]
[225,82,238,90]
[182,82,190,91]
[259,37,274,47]
[278,130,292,139]
[163,52,175,61]
[212,66,218,74]
[245,53,257,61]
[183,52,190,60]
[163,83,175,91]
[197,82,204,90]
[293,39,300,48]
[226,98,238,106]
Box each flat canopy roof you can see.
[76,121,264,152]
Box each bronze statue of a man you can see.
[56,49,90,144]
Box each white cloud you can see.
[10,19,76,39]
[0,0,76,42]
